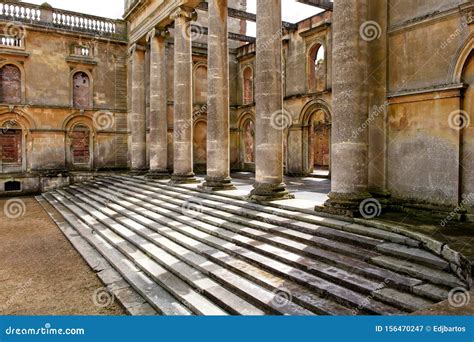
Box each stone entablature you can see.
[0,1,127,41]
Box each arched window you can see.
[243,118,255,163]
[73,72,91,108]
[242,67,254,105]
[0,64,22,104]
[308,44,326,93]
[193,120,207,169]
[193,65,208,104]
[70,124,91,165]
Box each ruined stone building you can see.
[0,0,473,216]
[1,0,473,316]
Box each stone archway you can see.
[237,112,256,172]
[461,50,474,211]
[300,100,332,176]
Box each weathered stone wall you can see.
[386,3,473,210]
[0,16,128,195]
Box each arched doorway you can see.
[239,114,255,171]
[193,120,207,173]
[0,120,23,173]
[309,110,330,172]
[300,101,332,177]
[461,50,473,210]
[69,124,92,170]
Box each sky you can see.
[25,0,125,19]
[24,0,324,34]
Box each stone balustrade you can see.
[0,1,127,40]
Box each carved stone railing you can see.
[0,1,127,40]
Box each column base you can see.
[316,191,375,218]
[129,169,149,176]
[247,182,294,203]
[145,170,170,179]
[169,173,199,185]
[198,176,236,192]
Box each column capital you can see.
[170,6,197,22]
[146,27,170,44]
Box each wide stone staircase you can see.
[37,176,471,315]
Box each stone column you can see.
[249,0,292,201]
[200,0,235,191]
[324,0,370,212]
[128,43,147,173]
[169,7,198,184]
[147,28,170,179]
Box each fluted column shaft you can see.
[128,44,147,172]
[249,0,292,201]
[200,0,235,191]
[326,0,370,208]
[147,28,169,178]
[170,7,198,184]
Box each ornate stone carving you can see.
[169,6,197,22]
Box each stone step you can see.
[36,195,158,316]
[85,180,423,292]
[371,255,464,289]
[117,175,421,247]
[49,191,231,316]
[59,190,353,315]
[412,283,451,302]
[41,193,192,316]
[109,176,386,249]
[96,178,379,261]
[372,288,433,312]
[65,184,405,314]
[376,243,449,270]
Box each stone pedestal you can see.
[128,44,147,172]
[323,0,370,213]
[169,7,198,185]
[146,28,170,180]
[199,0,236,192]
[249,0,292,202]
